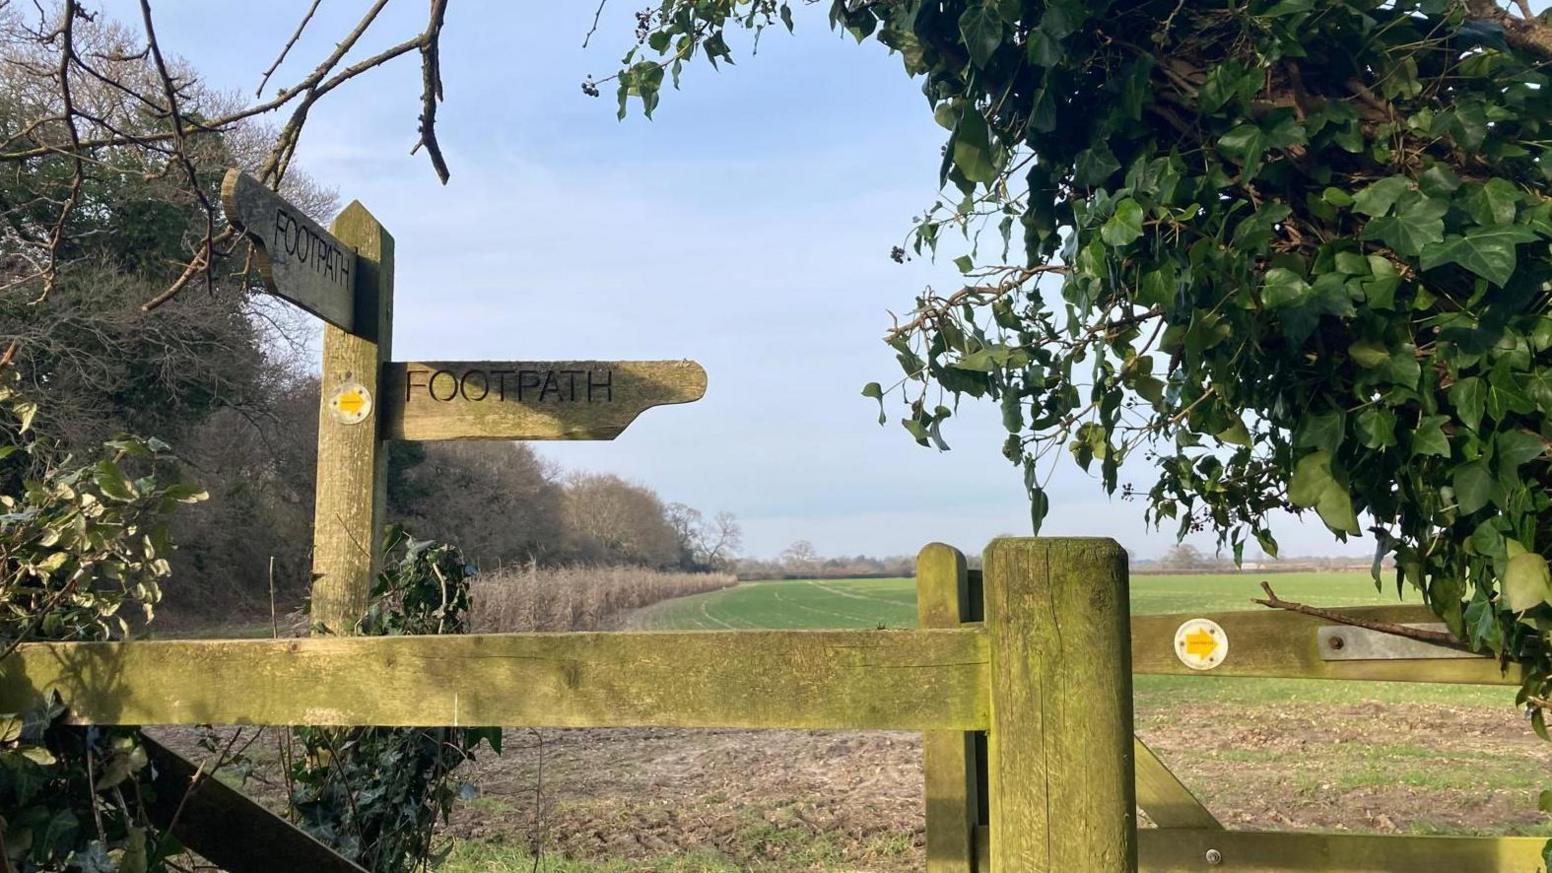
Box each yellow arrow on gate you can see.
[1183,627,1219,659]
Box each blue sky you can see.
[102,1,1363,561]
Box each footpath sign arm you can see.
[221,170,357,333]
[383,360,706,441]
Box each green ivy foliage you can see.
[0,374,206,871]
[290,528,499,873]
[614,2,1552,726]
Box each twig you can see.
[411,0,451,184]
[268,555,279,638]
[39,0,86,302]
[138,0,217,295]
[153,727,247,859]
[582,0,610,47]
[257,0,324,98]
[1252,581,1472,650]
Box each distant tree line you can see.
[734,540,916,581]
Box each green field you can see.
[630,571,1514,708]
[630,570,1411,629]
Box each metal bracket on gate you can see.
[1316,623,1479,661]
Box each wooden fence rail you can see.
[0,629,986,730]
[1,537,1544,871]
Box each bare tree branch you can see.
[1253,581,1473,651]
[412,0,450,184]
[256,0,323,98]
[0,0,460,311]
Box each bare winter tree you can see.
[702,510,742,569]
[1,0,454,306]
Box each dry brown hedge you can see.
[471,564,735,632]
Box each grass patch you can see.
[439,840,741,872]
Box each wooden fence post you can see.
[310,202,393,634]
[982,537,1136,873]
[918,543,979,873]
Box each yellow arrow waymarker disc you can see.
[1173,618,1228,671]
[329,382,373,425]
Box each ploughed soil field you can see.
[157,573,1552,872]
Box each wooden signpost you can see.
[222,169,707,633]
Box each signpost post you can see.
[221,168,707,633]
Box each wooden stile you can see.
[918,543,980,873]
[983,538,1137,873]
[310,202,393,634]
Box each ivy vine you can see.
[289,528,499,873]
[610,0,1552,744]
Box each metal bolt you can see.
[1327,634,1345,651]
[1205,848,1223,866]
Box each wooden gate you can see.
[3,540,1547,870]
[919,542,1548,873]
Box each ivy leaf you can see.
[1503,552,1552,612]
[1456,19,1509,52]
[1073,144,1120,187]
[1420,225,1540,287]
[1419,164,1462,197]
[958,6,1004,69]
[861,382,886,425]
[1495,429,1546,472]
[1217,417,1251,446]
[1100,198,1145,247]
[1411,415,1451,458]
[1352,176,1410,217]
[1288,450,1360,535]
[1360,192,1446,257]
[1450,377,1486,431]
[1217,123,1265,173]
[1264,268,1349,344]
[1348,339,1389,368]
[1356,406,1397,449]
[1262,267,1309,307]
[1029,485,1050,533]
[1452,460,1496,515]
[1463,178,1521,226]
[952,107,998,184]
[1294,409,1345,455]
